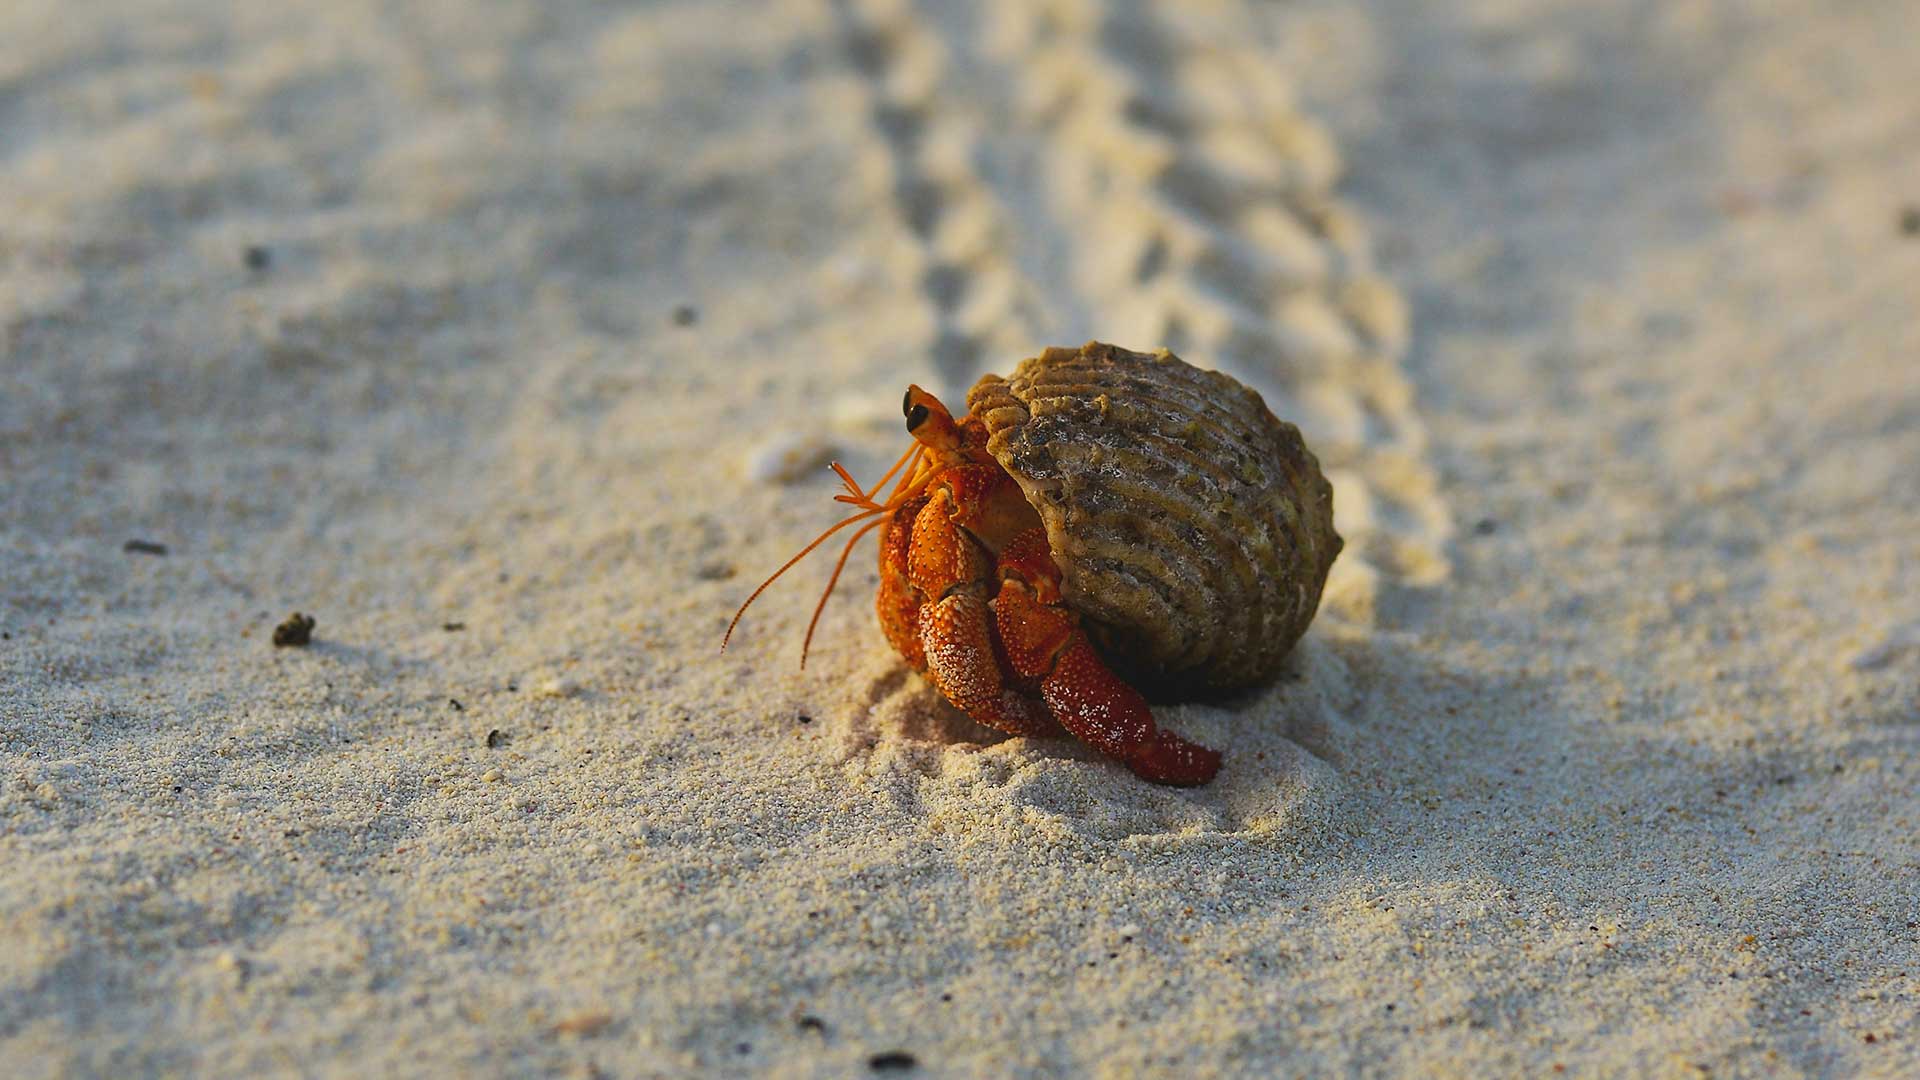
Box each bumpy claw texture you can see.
[919,592,1061,738]
[876,494,929,669]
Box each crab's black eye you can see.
[902,389,915,418]
[905,403,931,432]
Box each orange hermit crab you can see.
[726,342,1343,786]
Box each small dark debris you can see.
[672,304,699,327]
[1865,1033,1878,1044]
[2,632,10,640]
[449,699,465,712]
[736,1043,752,1055]
[1774,775,1794,785]
[868,1051,917,1072]
[797,1015,827,1034]
[1473,518,1498,536]
[797,713,814,725]
[244,245,272,271]
[172,785,183,793]
[507,681,520,693]
[1385,1003,1396,1012]
[124,539,169,556]
[271,612,316,647]
[283,829,302,838]
[1900,206,1920,236]
[696,561,736,581]
[443,622,467,632]
[938,993,952,1002]
[486,729,509,749]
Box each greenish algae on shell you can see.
[966,341,1342,697]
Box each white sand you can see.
[3,0,1917,1076]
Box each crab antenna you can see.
[887,444,930,502]
[722,506,885,652]
[836,443,919,510]
[800,448,949,667]
[799,515,890,668]
[723,445,928,653]
[722,440,953,664]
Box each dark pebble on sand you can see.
[672,304,698,326]
[271,612,315,647]
[486,729,509,748]
[245,245,271,271]
[124,539,169,556]
[868,1051,917,1072]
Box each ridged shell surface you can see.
[967,342,1342,696]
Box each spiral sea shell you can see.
[966,342,1342,696]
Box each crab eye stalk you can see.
[901,384,962,450]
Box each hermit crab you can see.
[726,342,1342,785]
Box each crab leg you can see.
[919,592,1064,738]
[990,529,1221,785]
[875,495,930,668]
[901,489,1061,738]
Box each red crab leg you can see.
[991,529,1221,785]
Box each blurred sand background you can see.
[3,0,1917,1076]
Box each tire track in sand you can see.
[828,0,1447,839]
[831,0,1046,389]
[979,0,1453,611]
